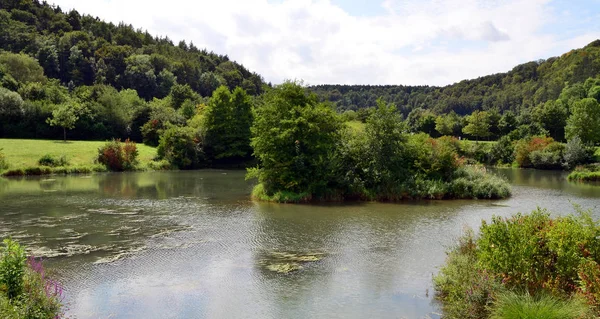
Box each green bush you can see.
[563,136,595,169]
[0,239,26,299]
[37,154,69,167]
[448,166,511,199]
[433,229,504,319]
[489,136,515,165]
[0,240,63,319]
[157,126,204,169]
[490,292,591,319]
[97,139,139,171]
[435,208,600,318]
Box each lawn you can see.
[0,139,157,169]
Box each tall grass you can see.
[490,292,591,319]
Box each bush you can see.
[563,136,595,169]
[0,148,8,171]
[0,240,63,319]
[97,139,139,171]
[435,208,600,318]
[0,239,26,299]
[157,126,204,169]
[37,154,69,167]
[448,166,511,199]
[433,229,504,319]
[514,136,562,169]
[489,136,515,165]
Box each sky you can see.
[49,0,600,86]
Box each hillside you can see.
[311,40,600,116]
[0,0,264,141]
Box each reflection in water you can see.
[0,169,599,318]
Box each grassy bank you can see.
[567,164,600,182]
[0,139,158,176]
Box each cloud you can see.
[51,0,600,86]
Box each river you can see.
[0,168,599,318]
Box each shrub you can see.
[563,136,595,169]
[434,229,504,319]
[0,240,63,319]
[157,126,205,169]
[97,139,138,171]
[448,166,511,199]
[489,136,515,165]
[0,148,8,171]
[37,154,69,167]
[436,208,600,318]
[514,136,561,168]
[490,292,590,319]
[529,143,564,170]
[0,239,26,299]
[411,136,460,181]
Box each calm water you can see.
[1,169,600,318]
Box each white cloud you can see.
[51,0,600,86]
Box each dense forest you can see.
[312,41,600,142]
[0,0,265,141]
[312,40,600,115]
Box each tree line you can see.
[0,0,265,142]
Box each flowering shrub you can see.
[97,139,139,171]
[0,239,63,319]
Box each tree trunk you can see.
[63,127,66,142]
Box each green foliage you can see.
[157,126,204,169]
[489,136,515,165]
[97,139,138,171]
[514,136,557,168]
[448,166,511,199]
[463,110,491,141]
[203,86,253,161]
[566,98,600,144]
[534,100,568,141]
[567,164,600,182]
[46,101,79,141]
[0,52,46,84]
[433,229,504,319]
[435,208,600,318]
[0,87,24,117]
[564,136,595,169]
[489,292,591,319]
[0,240,63,319]
[37,154,69,167]
[250,81,342,197]
[0,239,26,299]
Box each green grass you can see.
[0,139,157,173]
[490,292,591,319]
[567,164,600,182]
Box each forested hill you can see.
[0,0,264,98]
[311,40,600,116]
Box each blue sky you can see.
[51,0,600,86]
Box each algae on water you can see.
[259,251,324,274]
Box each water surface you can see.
[1,168,599,318]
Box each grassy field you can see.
[0,139,157,169]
